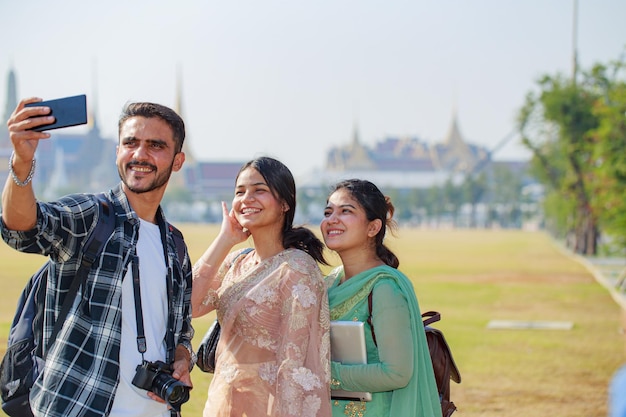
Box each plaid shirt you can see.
[1,184,194,417]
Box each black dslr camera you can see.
[132,360,190,411]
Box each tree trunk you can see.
[574,206,598,255]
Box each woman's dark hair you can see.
[328,179,399,268]
[237,156,327,265]
[118,102,186,153]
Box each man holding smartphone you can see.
[1,98,195,417]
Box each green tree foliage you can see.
[462,172,487,228]
[587,60,626,250]
[518,75,599,254]
[488,165,527,228]
[518,52,626,254]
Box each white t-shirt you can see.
[110,220,169,417]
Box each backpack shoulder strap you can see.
[367,291,378,346]
[81,193,115,265]
[238,247,254,258]
[368,292,445,344]
[167,223,186,266]
[422,311,441,327]
[46,194,115,355]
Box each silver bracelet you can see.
[9,152,36,187]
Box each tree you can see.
[442,179,463,227]
[424,185,445,227]
[488,164,526,228]
[518,72,600,254]
[461,172,487,228]
[587,60,626,251]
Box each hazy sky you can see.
[1,1,624,177]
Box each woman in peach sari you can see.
[192,156,331,417]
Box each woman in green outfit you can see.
[320,179,442,417]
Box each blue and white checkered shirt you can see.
[1,184,194,417]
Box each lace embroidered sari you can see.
[202,248,331,417]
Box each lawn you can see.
[0,226,623,417]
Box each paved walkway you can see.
[551,238,626,310]
[577,255,626,310]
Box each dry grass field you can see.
[1,226,624,417]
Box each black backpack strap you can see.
[81,194,115,266]
[46,194,115,355]
[236,247,254,261]
[369,293,445,344]
[168,223,186,266]
[367,291,378,347]
[422,311,441,327]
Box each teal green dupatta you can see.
[326,265,442,417]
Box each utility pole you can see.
[572,0,579,84]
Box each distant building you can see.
[1,67,530,224]
[0,68,118,199]
[0,67,246,203]
[183,160,242,201]
[326,111,488,175]
[301,110,495,190]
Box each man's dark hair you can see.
[118,102,185,153]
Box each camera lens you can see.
[152,372,190,411]
[167,384,188,404]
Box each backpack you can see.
[420,311,462,417]
[0,195,187,417]
[368,293,461,417]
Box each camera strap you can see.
[131,253,147,358]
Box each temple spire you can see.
[351,120,360,146]
[175,64,195,164]
[89,59,99,133]
[1,67,18,147]
[444,107,465,147]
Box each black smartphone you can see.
[25,94,88,132]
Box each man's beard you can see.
[118,161,173,194]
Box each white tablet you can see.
[329,321,372,402]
